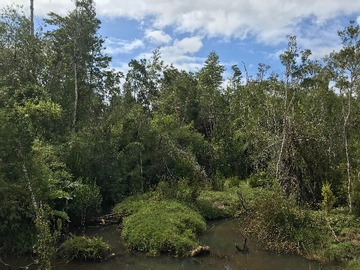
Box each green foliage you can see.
[121,200,206,256]
[322,242,355,263]
[223,176,240,189]
[247,171,274,188]
[68,181,102,221]
[152,179,200,204]
[352,180,360,216]
[2,3,360,263]
[33,205,59,270]
[59,236,110,262]
[196,189,240,219]
[244,186,325,254]
[112,193,153,217]
[321,182,336,213]
[344,259,360,270]
[211,171,225,191]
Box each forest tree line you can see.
[1,0,360,259]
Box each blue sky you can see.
[3,0,360,78]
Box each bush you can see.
[245,187,325,254]
[247,171,274,188]
[121,200,206,256]
[322,242,355,263]
[152,179,199,204]
[321,182,335,214]
[224,177,240,189]
[196,189,240,219]
[59,236,110,261]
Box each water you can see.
[53,219,341,270]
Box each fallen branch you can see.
[0,257,36,270]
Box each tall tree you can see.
[44,0,118,132]
[327,21,360,212]
[196,51,225,140]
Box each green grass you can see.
[59,236,110,262]
[196,188,240,219]
[343,259,360,270]
[112,193,153,217]
[121,200,206,256]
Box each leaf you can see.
[51,210,70,222]
[50,189,72,200]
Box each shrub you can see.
[322,242,355,263]
[321,182,335,214]
[196,189,240,219]
[247,171,274,188]
[152,179,198,204]
[121,200,206,256]
[59,236,110,262]
[245,187,325,254]
[353,181,360,216]
[224,177,240,189]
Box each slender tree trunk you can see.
[30,0,34,36]
[72,11,79,132]
[22,162,38,211]
[343,89,352,212]
[73,60,78,131]
[276,67,289,178]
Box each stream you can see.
[53,219,341,270]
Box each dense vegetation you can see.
[1,0,360,268]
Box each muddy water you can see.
[53,219,341,270]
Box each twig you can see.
[17,261,36,269]
[325,217,340,243]
[0,257,11,269]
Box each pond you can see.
[54,219,341,270]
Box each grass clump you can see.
[196,189,240,219]
[121,200,206,256]
[112,193,153,217]
[59,236,110,262]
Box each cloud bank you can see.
[3,0,360,72]
[4,0,360,44]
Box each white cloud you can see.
[158,36,204,71]
[6,0,360,44]
[105,38,144,55]
[5,0,360,68]
[145,29,171,44]
[173,36,203,54]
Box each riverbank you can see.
[109,179,359,268]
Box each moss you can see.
[196,189,240,219]
[121,200,206,256]
[59,236,110,262]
